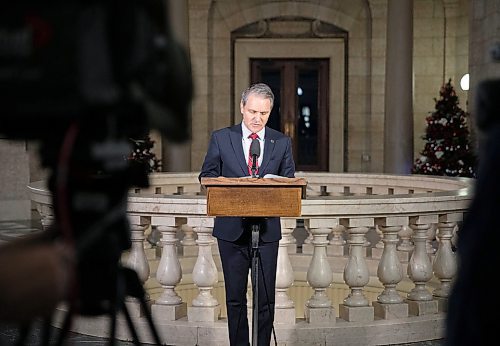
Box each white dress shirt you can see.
[241,123,265,172]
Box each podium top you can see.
[201,177,307,217]
[201,177,307,199]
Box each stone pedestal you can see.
[125,298,151,318]
[305,306,336,324]
[274,308,296,324]
[187,305,221,322]
[339,304,374,322]
[373,301,408,319]
[152,303,187,321]
[405,299,438,316]
[434,296,448,312]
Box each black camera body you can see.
[0,0,192,142]
[0,0,193,320]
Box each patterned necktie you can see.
[248,133,259,175]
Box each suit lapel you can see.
[260,127,276,174]
[229,124,249,176]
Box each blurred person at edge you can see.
[445,77,500,345]
[0,233,75,323]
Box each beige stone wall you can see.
[187,0,472,173]
[2,0,495,221]
[412,0,469,164]
[469,0,500,119]
[189,0,373,172]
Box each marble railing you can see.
[27,172,473,346]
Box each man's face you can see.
[241,93,272,133]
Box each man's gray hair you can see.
[241,83,274,108]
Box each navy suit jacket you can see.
[199,123,296,242]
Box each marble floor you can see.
[0,321,444,346]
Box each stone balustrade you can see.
[27,172,473,345]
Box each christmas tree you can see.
[128,135,162,173]
[413,79,476,177]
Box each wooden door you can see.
[251,59,329,171]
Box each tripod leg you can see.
[14,323,31,346]
[121,302,142,346]
[137,295,162,345]
[109,303,118,346]
[251,224,260,346]
[54,306,74,346]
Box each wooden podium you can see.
[200,177,307,217]
[201,176,306,345]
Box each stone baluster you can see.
[397,225,414,262]
[123,223,150,285]
[406,216,438,316]
[187,217,220,322]
[180,223,198,256]
[426,224,437,255]
[285,220,298,254]
[372,225,385,259]
[146,224,161,248]
[302,224,314,254]
[304,219,335,324]
[363,231,372,257]
[451,223,459,250]
[339,218,374,322]
[122,221,150,317]
[151,216,187,321]
[327,224,346,256]
[274,217,296,324]
[373,217,408,319]
[433,214,461,311]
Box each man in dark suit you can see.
[199,83,295,346]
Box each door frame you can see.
[234,38,345,172]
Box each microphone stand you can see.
[251,221,260,346]
[250,151,260,344]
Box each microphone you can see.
[250,138,260,177]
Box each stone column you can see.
[384,0,414,174]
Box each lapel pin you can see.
[270,139,275,143]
